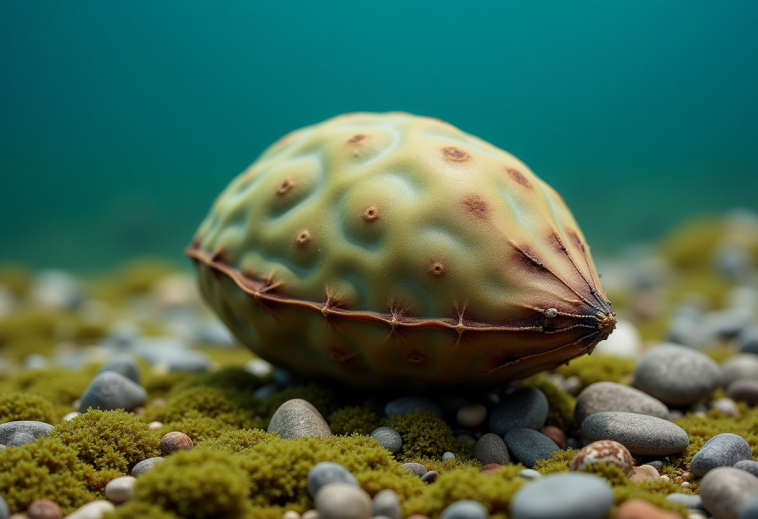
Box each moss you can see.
[160,410,259,443]
[384,410,472,463]
[0,263,32,295]
[555,355,635,388]
[169,366,266,402]
[401,456,482,474]
[129,449,253,519]
[106,502,182,519]
[579,462,628,486]
[328,405,380,436]
[0,311,60,361]
[704,345,738,365]
[196,428,278,454]
[0,392,56,424]
[657,216,723,271]
[141,372,193,399]
[533,449,577,474]
[524,375,578,434]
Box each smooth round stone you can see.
[131,457,164,477]
[282,511,301,519]
[519,469,541,480]
[370,427,402,453]
[62,412,79,421]
[373,489,401,519]
[666,493,704,510]
[0,495,7,519]
[99,354,141,384]
[723,354,758,385]
[510,472,613,519]
[488,387,549,436]
[384,397,442,419]
[456,403,487,428]
[64,500,115,519]
[268,398,331,439]
[504,428,560,468]
[741,495,758,519]
[420,470,438,484]
[575,382,669,425]
[712,397,739,417]
[28,499,62,519]
[628,465,660,483]
[691,433,753,477]
[79,371,147,413]
[104,476,136,503]
[439,500,488,519]
[400,463,427,476]
[540,426,567,449]
[633,343,722,405]
[474,433,510,466]
[442,451,456,461]
[160,432,193,455]
[315,483,372,519]
[0,421,54,446]
[570,440,634,476]
[616,499,682,519]
[735,460,758,477]
[479,463,501,476]
[592,319,642,359]
[644,460,664,470]
[245,358,273,378]
[701,467,758,519]
[739,326,758,354]
[581,412,689,455]
[308,462,358,497]
[727,379,758,405]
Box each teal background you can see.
[1,0,757,271]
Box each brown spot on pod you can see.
[428,260,446,276]
[363,206,380,222]
[443,146,469,161]
[461,195,489,219]
[506,167,531,188]
[295,230,311,247]
[347,134,366,143]
[277,178,295,195]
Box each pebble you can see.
[574,382,669,425]
[0,496,7,519]
[479,463,501,476]
[439,500,488,519]
[723,354,758,385]
[282,511,301,519]
[372,489,401,519]
[488,387,548,436]
[616,499,682,519]
[540,426,567,449]
[741,495,758,519]
[628,465,660,483]
[106,320,141,347]
[159,432,193,455]
[27,499,61,519]
[666,493,704,510]
[420,470,438,484]
[131,456,164,477]
[633,343,722,405]
[563,375,583,396]
[245,358,273,378]
[104,476,136,503]
[456,403,487,428]
[195,317,236,346]
[442,451,456,461]
[30,271,82,310]
[700,467,758,519]
[504,428,560,468]
[570,440,634,476]
[581,411,690,455]
[384,397,442,418]
[474,433,510,466]
[148,421,163,431]
[307,462,358,497]
[268,399,331,439]
[314,482,372,519]
[302,511,320,519]
[592,319,642,359]
[519,469,541,480]
[739,326,758,354]
[400,463,427,476]
[644,460,664,470]
[727,378,758,405]
[62,412,79,421]
[691,433,752,477]
[0,421,54,446]
[370,427,402,453]
[79,371,147,413]
[98,354,141,384]
[510,472,613,519]
[735,460,758,477]
[712,397,740,417]
[63,501,115,519]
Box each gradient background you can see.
[1,0,757,271]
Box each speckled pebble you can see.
[307,462,358,497]
[474,433,510,466]
[691,433,752,477]
[727,378,758,405]
[131,456,164,477]
[159,431,193,455]
[570,440,634,476]
[519,469,541,480]
[439,500,488,519]
[27,499,61,519]
[488,387,548,436]
[633,343,722,405]
[384,397,442,418]
[442,451,456,461]
[104,476,136,503]
[268,398,331,439]
[510,472,613,519]
[735,460,758,477]
[581,411,689,455]
[666,493,704,510]
[400,463,427,476]
[420,470,438,483]
[370,427,402,453]
[575,382,669,425]
[0,421,54,447]
[700,467,758,519]
[79,371,147,413]
[98,354,141,384]
[504,428,560,468]
[372,489,401,519]
[456,403,487,428]
[315,482,372,519]
[63,500,115,519]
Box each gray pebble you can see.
[581,411,689,455]
[504,428,560,468]
[666,493,704,510]
[741,495,758,519]
[384,397,442,418]
[79,371,147,413]
[0,494,8,519]
[510,472,613,519]
[701,467,758,519]
[315,482,372,519]
[691,433,753,477]
[372,489,400,519]
[370,427,402,453]
[643,460,664,470]
[105,475,137,503]
[574,382,669,425]
[400,463,427,476]
[633,343,722,405]
[308,462,358,497]
[735,460,758,478]
[727,378,758,405]
[488,387,548,436]
[420,470,438,484]
[723,354,758,386]
[99,354,141,384]
[713,397,740,417]
[519,469,541,480]
[739,326,758,355]
[474,433,510,466]
[0,421,54,446]
[131,456,164,477]
[268,398,331,439]
[442,451,456,461]
[439,500,488,519]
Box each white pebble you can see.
[148,421,163,431]
[456,403,487,428]
[442,451,456,461]
[63,412,79,421]
[64,500,115,519]
[681,481,690,488]
[246,358,274,378]
[105,475,137,503]
[282,511,301,519]
[315,482,371,519]
[660,475,670,482]
[593,319,642,359]
[301,511,320,519]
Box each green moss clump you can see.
[524,375,578,434]
[533,449,577,474]
[555,355,635,388]
[160,410,259,443]
[129,449,253,519]
[0,392,56,424]
[401,456,481,474]
[196,428,277,454]
[141,372,193,399]
[328,406,380,436]
[168,366,265,408]
[105,502,182,519]
[578,462,628,486]
[384,410,472,462]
